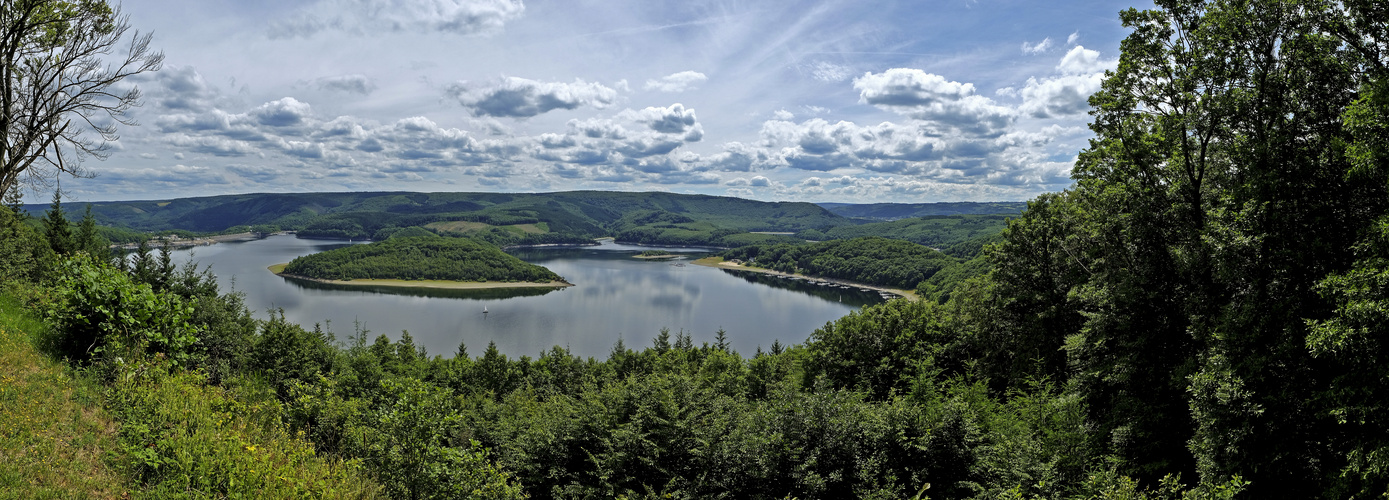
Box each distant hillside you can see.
[797,214,1015,258]
[41,191,853,244]
[23,193,1027,249]
[817,202,1027,220]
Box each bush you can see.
[42,257,200,367]
[107,359,384,498]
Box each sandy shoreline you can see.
[633,254,683,260]
[268,264,573,290]
[690,257,917,301]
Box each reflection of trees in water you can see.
[281,276,563,301]
[720,269,883,307]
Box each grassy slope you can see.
[0,292,131,500]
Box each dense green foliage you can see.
[283,236,565,283]
[722,237,958,288]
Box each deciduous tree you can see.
[0,0,162,198]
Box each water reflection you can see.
[720,269,883,307]
[170,235,880,358]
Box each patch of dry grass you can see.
[425,220,492,233]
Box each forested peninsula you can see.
[279,236,567,285]
[721,236,957,289]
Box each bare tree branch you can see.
[0,0,162,197]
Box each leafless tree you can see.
[0,0,162,199]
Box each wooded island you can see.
[276,235,568,287]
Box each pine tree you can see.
[74,204,109,261]
[41,190,72,255]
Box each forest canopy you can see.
[722,237,958,288]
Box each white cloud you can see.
[853,68,1016,136]
[268,0,525,39]
[447,77,618,118]
[725,175,773,187]
[622,103,703,141]
[1022,37,1053,54]
[142,65,224,112]
[1067,31,1081,45]
[1057,45,1113,75]
[772,109,795,120]
[249,97,313,127]
[1018,47,1115,117]
[1019,73,1104,117]
[644,71,708,93]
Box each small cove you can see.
[168,235,883,358]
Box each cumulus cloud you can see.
[268,0,525,39]
[1022,37,1054,54]
[1018,47,1115,117]
[644,71,707,93]
[313,74,377,95]
[1056,45,1112,75]
[622,103,703,141]
[447,77,618,117]
[772,109,795,121]
[1019,73,1104,117]
[757,119,951,173]
[143,65,222,111]
[249,98,313,127]
[725,176,773,187]
[854,68,1015,136]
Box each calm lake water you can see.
[168,235,882,359]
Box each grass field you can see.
[425,221,549,234]
[0,292,131,500]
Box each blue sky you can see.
[51,0,1150,204]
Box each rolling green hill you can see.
[29,192,1023,251]
[796,214,1014,257]
[817,201,1026,220]
[61,191,852,245]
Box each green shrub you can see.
[107,360,383,498]
[42,257,200,367]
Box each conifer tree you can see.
[41,190,71,255]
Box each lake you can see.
[168,235,882,359]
